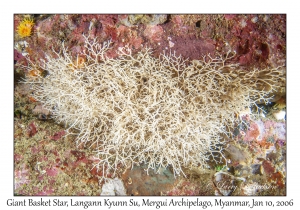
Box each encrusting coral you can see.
[23,35,285,178]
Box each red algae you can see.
[50,130,66,141]
[27,122,37,137]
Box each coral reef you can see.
[14,14,286,195]
[23,35,285,178]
